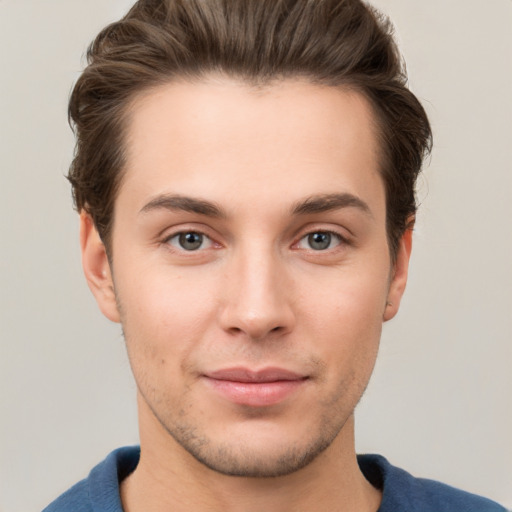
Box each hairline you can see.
[95,72,397,261]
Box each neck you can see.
[120,399,381,512]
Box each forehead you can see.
[119,78,383,216]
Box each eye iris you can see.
[308,232,331,250]
[179,232,203,250]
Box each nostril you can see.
[226,324,285,339]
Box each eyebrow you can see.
[139,192,372,219]
[291,193,372,217]
[139,194,225,218]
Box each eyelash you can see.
[295,231,346,252]
[163,231,216,252]
[162,228,349,253]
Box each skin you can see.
[81,78,412,512]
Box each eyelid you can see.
[166,232,213,251]
[160,224,222,252]
[295,231,344,250]
[291,224,352,248]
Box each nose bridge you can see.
[220,237,294,339]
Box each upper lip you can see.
[205,367,307,383]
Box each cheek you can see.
[302,264,388,332]
[298,262,388,372]
[115,264,221,368]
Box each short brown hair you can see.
[68,0,432,259]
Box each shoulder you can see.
[42,478,91,512]
[358,454,508,512]
[42,446,140,512]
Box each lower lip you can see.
[205,378,306,407]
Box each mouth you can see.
[203,367,309,407]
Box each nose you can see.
[219,246,296,340]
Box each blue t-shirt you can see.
[43,446,507,511]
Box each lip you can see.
[203,367,308,407]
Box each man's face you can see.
[83,78,410,477]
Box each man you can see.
[43,0,507,510]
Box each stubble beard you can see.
[118,297,371,479]
[139,386,354,478]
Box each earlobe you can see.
[80,212,120,323]
[383,226,413,322]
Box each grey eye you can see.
[296,231,342,251]
[307,232,333,250]
[179,232,203,250]
[167,231,211,251]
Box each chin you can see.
[179,436,334,478]
[161,411,349,478]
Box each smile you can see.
[203,367,309,407]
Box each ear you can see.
[383,226,413,322]
[80,211,120,323]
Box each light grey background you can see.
[1,1,511,511]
